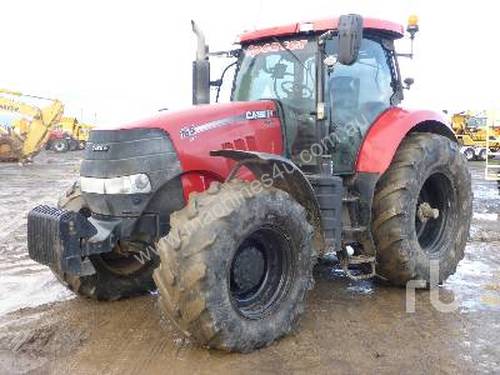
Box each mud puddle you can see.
[0,151,81,316]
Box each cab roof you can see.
[239,17,405,43]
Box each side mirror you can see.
[337,14,363,65]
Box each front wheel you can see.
[478,148,487,161]
[372,133,472,286]
[51,139,69,153]
[68,138,79,151]
[154,180,316,352]
[462,147,475,161]
[51,182,159,300]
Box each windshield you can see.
[467,116,486,129]
[233,37,317,112]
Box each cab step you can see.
[342,226,367,234]
[341,254,376,280]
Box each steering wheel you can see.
[280,81,313,98]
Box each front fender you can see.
[210,149,324,251]
[355,108,456,174]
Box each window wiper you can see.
[271,36,315,94]
[271,36,306,70]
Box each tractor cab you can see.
[195,16,410,173]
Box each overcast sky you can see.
[1,0,498,126]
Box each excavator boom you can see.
[0,90,64,161]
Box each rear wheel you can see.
[51,139,69,153]
[478,148,487,161]
[372,133,472,286]
[154,180,316,352]
[50,182,159,300]
[68,138,79,151]
[462,147,475,161]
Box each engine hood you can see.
[99,100,284,182]
[115,100,278,136]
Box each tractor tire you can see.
[50,182,159,300]
[68,138,79,151]
[154,180,316,352]
[478,149,487,161]
[51,139,69,153]
[372,133,472,286]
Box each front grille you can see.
[81,128,180,178]
[80,128,182,217]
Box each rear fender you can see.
[355,108,456,174]
[210,149,324,251]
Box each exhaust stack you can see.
[191,20,210,105]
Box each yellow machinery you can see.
[47,117,94,152]
[485,110,500,181]
[0,89,64,162]
[451,111,500,161]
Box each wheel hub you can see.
[417,202,439,223]
[229,227,292,319]
[232,246,266,294]
[414,173,455,254]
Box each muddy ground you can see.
[0,151,498,374]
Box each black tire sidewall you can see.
[409,164,462,281]
[52,139,69,153]
[75,253,159,300]
[463,148,474,161]
[204,190,314,350]
[155,183,316,352]
[373,134,472,284]
[52,182,159,300]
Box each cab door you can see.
[324,37,396,173]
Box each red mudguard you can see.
[355,108,453,174]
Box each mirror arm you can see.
[214,60,238,103]
[318,30,336,45]
[209,49,241,58]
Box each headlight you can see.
[80,174,152,194]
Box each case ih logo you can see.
[246,40,308,57]
[179,111,274,140]
[245,110,275,120]
[92,144,110,152]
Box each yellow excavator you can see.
[0,89,64,162]
[451,111,500,161]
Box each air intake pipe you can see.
[191,20,210,105]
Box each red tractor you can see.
[46,129,80,153]
[28,15,472,352]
